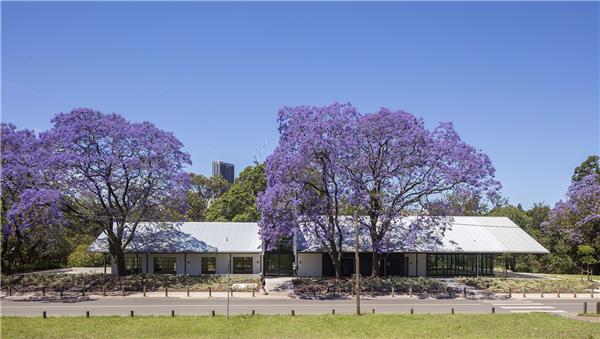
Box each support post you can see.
[583,302,587,314]
[354,212,361,316]
[103,254,107,274]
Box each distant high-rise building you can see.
[212,161,235,183]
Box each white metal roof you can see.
[297,216,549,254]
[89,217,548,254]
[89,222,261,253]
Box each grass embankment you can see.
[2,314,599,339]
[458,275,598,293]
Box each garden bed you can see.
[456,276,598,294]
[292,277,448,299]
[1,274,259,296]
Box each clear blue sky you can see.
[2,2,598,208]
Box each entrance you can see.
[264,253,293,276]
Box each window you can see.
[233,257,253,274]
[426,254,494,276]
[201,257,216,274]
[154,257,176,274]
[125,256,142,274]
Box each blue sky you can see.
[2,2,598,208]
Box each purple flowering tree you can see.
[42,109,191,275]
[260,103,499,277]
[349,109,499,276]
[1,124,65,273]
[258,103,358,278]
[544,170,600,273]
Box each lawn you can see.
[2,314,599,339]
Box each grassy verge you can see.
[2,314,599,339]
[578,313,600,318]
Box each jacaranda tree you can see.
[259,103,500,277]
[1,123,65,273]
[350,109,500,276]
[544,159,600,274]
[259,103,358,278]
[42,109,191,275]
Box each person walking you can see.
[259,273,269,295]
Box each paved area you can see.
[1,295,598,318]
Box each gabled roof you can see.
[89,222,261,253]
[296,216,549,254]
[89,217,548,254]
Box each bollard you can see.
[130,310,134,317]
[591,289,594,298]
[59,288,63,298]
[332,309,335,315]
[410,308,414,314]
[42,286,46,297]
[372,309,375,314]
[596,301,599,314]
[252,310,255,316]
[409,286,413,297]
[165,287,168,297]
[451,308,454,314]
[82,288,85,297]
[462,288,466,299]
[86,311,89,318]
[573,290,577,298]
[230,289,234,297]
[540,289,543,298]
[523,288,526,298]
[508,288,511,298]
[583,302,587,314]
[171,310,175,317]
[143,285,146,297]
[102,285,106,297]
[492,307,495,314]
[291,310,295,316]
[122,285,125,297]
[211,310,215,317]
[43,311,47,318]
[252,288,255,297]
[557,289,560,298]
[392,287,395,298]
[8,285,12,296]
[209,287,212,297]
[187,287,190,297]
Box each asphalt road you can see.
[2,297,598,318]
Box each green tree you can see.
[205,163,266,222]
[572,155,600,182]
[577,245,597,281]
[186,174,231,221]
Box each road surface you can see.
[2,296,598,318]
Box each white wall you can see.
[112,253,261,275]
[417,253,426,276]
[298,253,322,276]
[407,253,416,276]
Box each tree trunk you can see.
[108,237,127,276]
[371,252,381,277]
[329,251,342,279]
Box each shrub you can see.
[67,244,104,267]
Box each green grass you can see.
[2,314,599,339]
[578,313,600,318]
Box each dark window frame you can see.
[153,256,177,274]
[201,257,217,274]
[232,256,253,274]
